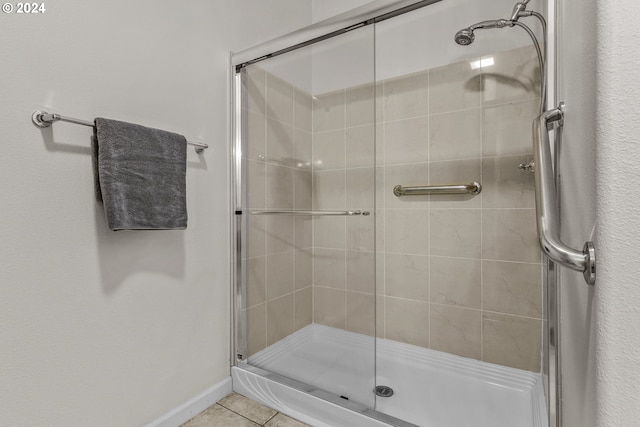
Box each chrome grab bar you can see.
[393,182,481,197]
[534,103,596,285]
[249,210,370,216]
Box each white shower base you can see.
[233,324,547,427]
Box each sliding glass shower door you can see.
[236,24,378,408]
[372,2,544,425]
[234,1,548,425]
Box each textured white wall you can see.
[0,1,310,425]
[594,0,640,425]
[560,0,640,425]
[557,0,598,425]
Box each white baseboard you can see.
[144,377,232,427]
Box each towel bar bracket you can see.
[32,110,57,128]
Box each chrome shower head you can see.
[454,28,475,45]
[454,19,512,46]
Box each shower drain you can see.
[374,385,394,397]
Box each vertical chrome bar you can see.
[232,67,247,364]
[542,3,559,425]
[533,104,595,285]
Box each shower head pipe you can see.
[510,2,527,21]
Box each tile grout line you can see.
[262,71,269,355]
[311,89,315,328]
[479,61,485,363]
[426,68,431,350]
[216,394,298,427]
[214,402,261,426]
[292,85,298,337]
[343,88,348,331]
[263,411,279,425]
[381,78,387,343]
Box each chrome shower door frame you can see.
[231,66,247,365]
[543,0,560,425]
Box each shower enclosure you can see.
[232,0,552,425]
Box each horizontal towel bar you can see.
[393,182,481,197]
[249,210,370,216]
[32,110,209,153]
[533,103,595,286]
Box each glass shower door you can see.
[237,24,378,408]
[234,1,548,425]
[372,1,545,426]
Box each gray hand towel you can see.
[94,118,187,230]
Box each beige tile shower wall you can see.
[311,45,543,372]
[244,67,314,357]
[312,83,378,337]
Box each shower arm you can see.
[510,0,534,21]
[533,103,596,286]
[469,19,513,31]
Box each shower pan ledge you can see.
[232,325,547,427]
